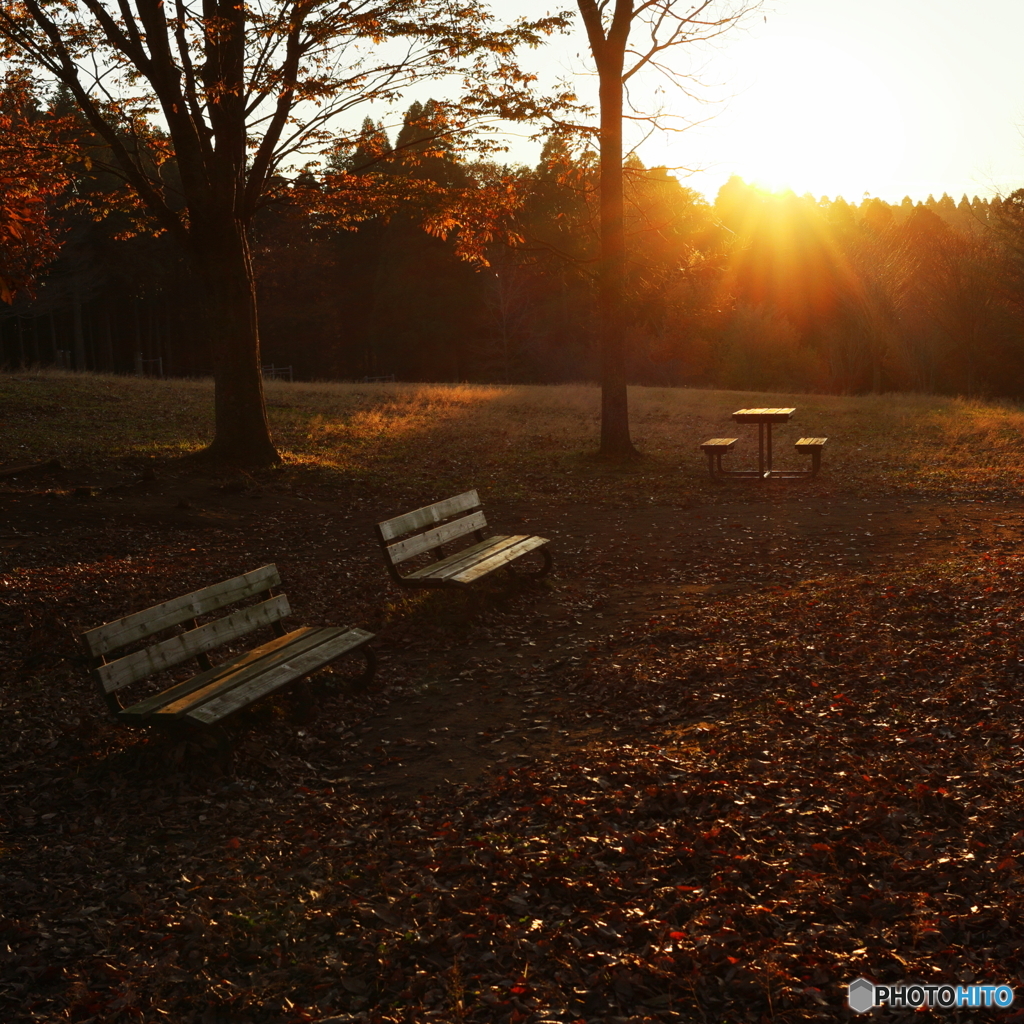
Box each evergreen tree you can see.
[862,198,894,233]
[329,118,393,174]
[394,100,468,187]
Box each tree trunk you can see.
[101,306,113,371]
[47,311,57,365]
[190,215,280,467]
[596,24,637,458]
[72,278,86,370]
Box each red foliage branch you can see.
[0,73,78,302]
[296,168,528,267]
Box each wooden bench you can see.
[375,489,552,588]
[794,437,827,477]
[700,437,738,478]
[81,564,376,729]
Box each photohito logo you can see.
[847,978,1015,1012]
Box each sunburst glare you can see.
[721,35,908,200]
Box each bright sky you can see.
[518,0,1024,205]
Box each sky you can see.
[515,0,1024,205]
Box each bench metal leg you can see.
[810,451,822,477]
[349,645,377,693]
[505,545,554,580]
[705,450,733,479]
[289,679,315,723]
[322,645,377,694]
[158,718,234,764]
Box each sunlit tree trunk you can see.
[579,0,639,459]
[575,0,753,456]
[596,32,635,457]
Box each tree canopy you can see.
[0,0,572,464]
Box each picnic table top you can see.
[732,407,796,422]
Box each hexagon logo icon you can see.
[848,977,875,1014]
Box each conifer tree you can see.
[331,119,393,175]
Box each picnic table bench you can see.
[794,437,827,477]
[376,489,552,588]
[81,564,376,729]
[700,437,738,476]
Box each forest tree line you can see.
[4,96,1024,398]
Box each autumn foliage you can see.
[0,73,75,302]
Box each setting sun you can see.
[628,0,1024,204]
[715,35,908,200]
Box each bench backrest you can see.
[81,564,290,695]
[375,490,488,575]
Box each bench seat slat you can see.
[97,594,291,693]
[181,627,374,725]
[83,564,281,656]
[405,535,534,582]
[795,437,827,448]
[152,626,356,719]
[447,535,550,585]
[377,490,480,542]
[386,510,488,564]
[116,625,326,720]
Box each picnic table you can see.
[700,408,827,480]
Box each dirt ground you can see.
[4,457,1023,799]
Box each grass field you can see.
[2,370,1024,503]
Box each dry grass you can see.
[2,369,1023,504]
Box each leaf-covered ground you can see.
[5,375,1024,1022]
[5,481,1024,1022]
